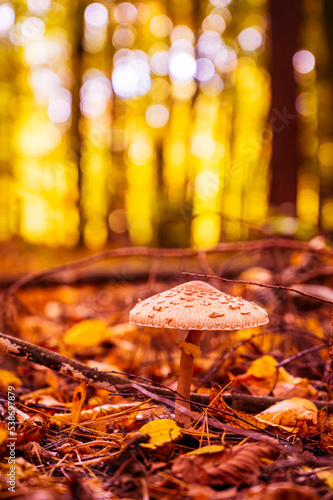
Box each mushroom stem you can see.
[175,329,203,427]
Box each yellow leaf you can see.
[63,320,109,347]
[177,341,202,357]
[246,355,292,383]
[315,469,333,489]
[247,355,278,379]
[233,355,317,398]
[257,398,318,435]
[139,418,182,449]
[0,370,22,392]
[70,382,87,432]
[187,445,225,456]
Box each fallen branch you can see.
[1,238,324,312]
[1,331,333,414]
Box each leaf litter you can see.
[1,239,333,498]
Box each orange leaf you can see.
[233,355,318,398]
[70,382,87,432]
[257,398,318,436]
[317,410,333,455]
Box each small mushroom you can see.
[129,280,268,427]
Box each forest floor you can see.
[1,237,333,499]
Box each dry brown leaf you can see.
[257,398,318,436]
[11,409,50,446]
[172,442,278,487]
[243,481,320,500]
[209,387,267,431]
[23,441,57,461]
[207,442,279,486]
[172,454,210,485]
[317,410,333,455]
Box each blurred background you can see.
[0,0,332,251]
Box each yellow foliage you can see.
[63,319,109,347]
[139,419,182,449]
[233,355,318,398]
[187,445,225,456]
[0,370,22,392]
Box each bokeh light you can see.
[169,51,197,81]
[146,104,169,128]
[0,4,15,35]
[191,135,216,160]
[150,50,169,76]
[112,54,151,97]
[48,89,72,124]
[128,139,153,165]
[84,3,109,30]
[196,58,216,82]
[292,50,315,74]
[150,15,173,38]
[80,74,112,118]
[2,0,320,250]
[237,27,263,51]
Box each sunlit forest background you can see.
[0,0,332,250]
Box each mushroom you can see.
[129,280,269,427]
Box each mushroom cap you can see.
[129,280,268,331]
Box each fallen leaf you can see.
[172,454,209,485]
[206,442,278,486]
[187,445,225,456]
[244,481,320,499]
[233,355,318,398]
[317,410,333,455]
[0,369,22,392]
[70,381,87,431]
[63,319,109,347]
[172,442,278,486]
[139,419,182,449]
[257,398,318,436]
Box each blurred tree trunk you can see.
[269,0,300,211]
[321,0,333,230]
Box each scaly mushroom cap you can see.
[129,280,268,331]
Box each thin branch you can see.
[277,344,328,368]
[2,238,324,297]
[183,272,333,305]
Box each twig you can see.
[182,272,333,305]
[277,344,328,368]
